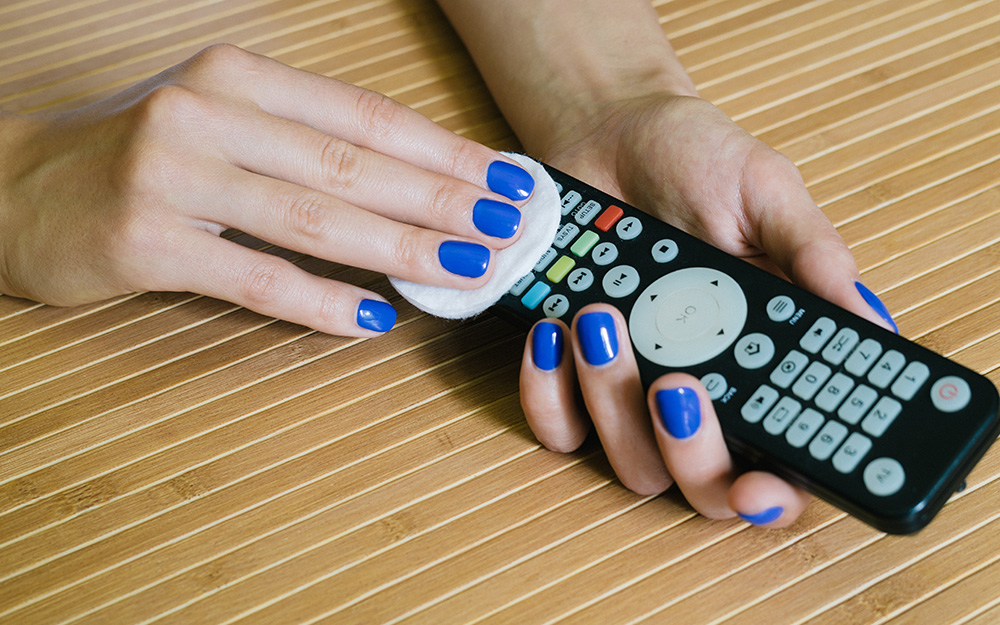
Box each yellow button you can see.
[546,256,576,283]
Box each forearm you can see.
[436,0,696,158]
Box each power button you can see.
[930,376,971,413]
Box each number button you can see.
[616,216,643,240]
[890,361,929,400]
[786,409,824,448]
[861,396,901,437]
[838,384,878,424]
[815,372,855,412]
[809,421,849,461]
[868,350,906,388]
[845,338,883,376]
[791,361,832,401]
[833,433,872,474]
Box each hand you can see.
[518,95,898,527]
[0,44,536,336]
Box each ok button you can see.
[656,288,719,341]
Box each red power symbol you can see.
[939,383,959,400]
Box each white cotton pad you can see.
[389,152,560,319]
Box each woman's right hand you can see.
[0,44,535,336]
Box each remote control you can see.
[496,163,1000,535]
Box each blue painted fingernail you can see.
[577,312,618,366]
[473,198,521,239]
[356,299,396,333]
[738,506,784,526]
[487,160,535,201]
[532,322,563,371]
[655,387,701,439]
[439,241,490,278]
[856,282,898,334]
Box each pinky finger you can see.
[728,471,812,528]
[176,232,397,337]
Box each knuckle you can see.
[317,289,348,327]
[240,258,287,306]
[318,136,363,190]
[187,43,256,76]
[391,228,430,273]
[284,192,330,239]
[353,88,403,142]
[138,84,207,128]
[425,182,460,225]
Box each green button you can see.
[570,230,600,257]
[546,256,576,283]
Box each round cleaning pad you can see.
[389,153,561,319]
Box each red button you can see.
[594,205,624,232]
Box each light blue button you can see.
[521,283,551,310]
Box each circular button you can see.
[592,242,618,266]
[651,239,679,263]
[542,294,570,318]
[602,265,640,298]
[930,376,971,412]
[767,295,796,322]
[616,216,643,240]
[734,333,776,369]
[629,267,747,368]
[864,457,906,496]
[567,268,594,292]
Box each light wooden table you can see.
[3,1,1000,623]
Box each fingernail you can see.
[356,299,397,333]
[487,160,535,201]
[577,311,618,366]
[439,241,490,278]
[655,387,701,439]
[738,506,784,526]
[473,198,521,239]
[532,322,563,371]
[856,282,898,334]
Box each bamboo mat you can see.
[2,0,1000,623]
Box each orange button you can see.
[594,205,624,232]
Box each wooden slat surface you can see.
[2,1,999,623]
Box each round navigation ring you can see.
[629,267,748,368]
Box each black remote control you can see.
[495,163,1000,535]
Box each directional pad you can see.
[629,267,748,367]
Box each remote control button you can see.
[701,372,728,401]
[629,267,747,368]
[570,230,600,257]
[567,268,594,292]
[786,409,824,448]
[534,247,557,272]
[616,216,643,240]
[554,181,563,194]
[509,273,534,296]
[844,338,883,377]
[809,420,848,461]
[763,396,802,435]
[791,361,832,401]
[815,372,855,412]
[838,384,878,425]
[594,205,624,232]
[833,433,872,474]
[931,376,971,413]
[891,361,929,400]
[543,294,570,318]
[766,295,796,322]
[822,328,859,366]
[868,349,906,389]
[800,317,837,353]
[864,458,905,496]
[521,282,550,310]
[553,223,580,249]
[545,256,575,283]
[592,242,618,266]
[561,190,582,215]
[742,385,780,423]
[861,396,901,437]
[651,239,678,263]
[575,200,602,225]
[734,333,775,370]
[770,350,809,388]
[602,265,640,298]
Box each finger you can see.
[178,45,535,201]
[213,166,496,289]
[169,231,397,336]
[519,319,589,452]
[648,374,736,519]
[214,105,525,246]
[571,304,672,495]
[744,149,898,334]
[729,471,812,528]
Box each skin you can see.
[440,0,896,527]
